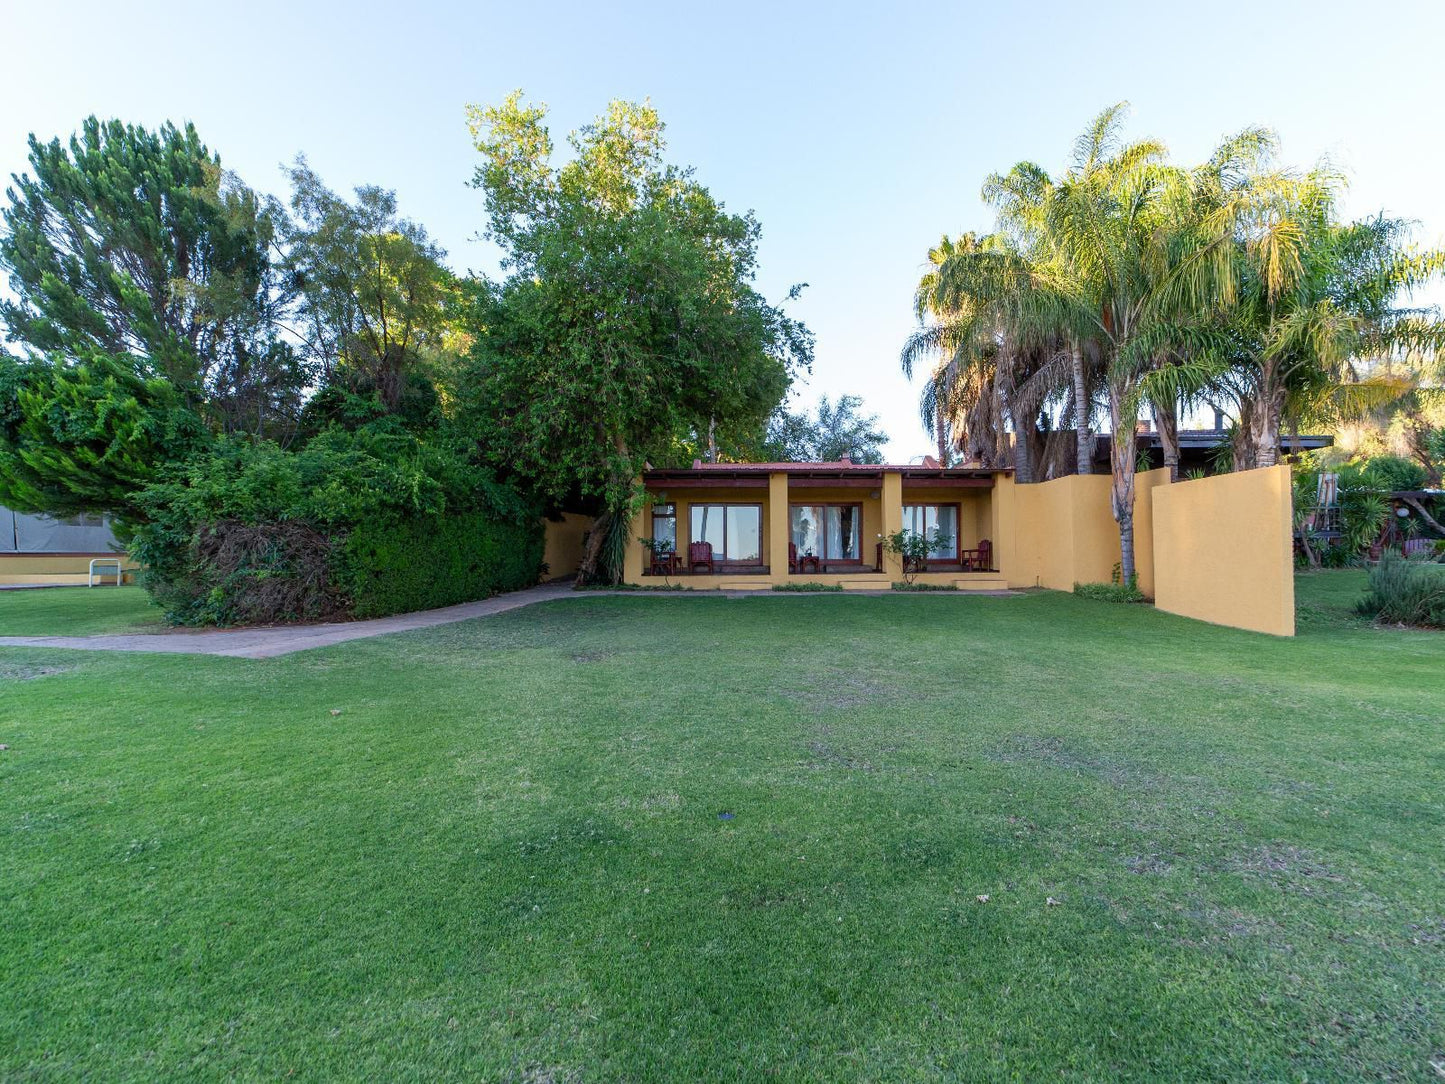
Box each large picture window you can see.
[689,504,762,562]
[903,504,959,560]
[790,504,861,562]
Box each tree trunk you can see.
[1232,398,1255,472]
[1109,380,1138,584]
[1012,428,1033,484]
[1252,387,1284,469]
[706,416,717,463]
[1072,346,1094,474]
[1152,395,1179,481]
[577,509,612,585]
[936,409,950,468]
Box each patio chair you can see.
[688,541,716,573]
[789,542,798,573]
[961,539,992,571]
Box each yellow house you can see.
[622,459,1012,590]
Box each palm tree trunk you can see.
[1152,395,1180,481]
[936,409,950,467]
[1108,380,1138,584]
[1253,387,1284,469]
[1012,428,1033,483]
[1071,346,1094,474]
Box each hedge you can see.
[341,511,545,619]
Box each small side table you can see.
[797,554,822,574]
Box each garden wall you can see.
[1000,470,1170,591]
[1151,464,1295,636]
[542,513,593,580]
[997,464,1294,636]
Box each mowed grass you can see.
[0,585,162,636]
[1,576,1441,1081]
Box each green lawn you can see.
[0,585,162,636]
[2,575,1441,1081]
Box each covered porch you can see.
[623,460,1012,590]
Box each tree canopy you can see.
[458,93,812,577]
[0,117,301,438]
[763,394,887,464]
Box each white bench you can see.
[88,558,124,587]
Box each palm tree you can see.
[995,104,1183,581]
[901,232,1017,470]
[1223,179,1445,468]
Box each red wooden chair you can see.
[961,539,992,571]
[789,542,798,573]
[688,541,715,573]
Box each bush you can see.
[130,426,541,624]
[890,582,959,592]
[1361,455,1428,492]
[773,581,843,592]
[342,511,543,618]
[1355,551,1445,628]
[1074,581,1146,603]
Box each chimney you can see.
[1213,408,1225,430]
[840,454,852,465]
[692,459,703,469]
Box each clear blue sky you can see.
[7,0,1444,458]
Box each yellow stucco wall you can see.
[0,554,138,586]
[1130,469,1170,599]
[997,469,1175,594]
[542,513,593,580]
[1004,472,1118,590]
[1152,464,1295,636]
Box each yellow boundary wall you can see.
[995,464,1293,635]
[542,513,593,580]
[1151,464,1294,636]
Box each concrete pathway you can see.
[0,583,1017,660]
[0,582,582,659]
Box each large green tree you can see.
[460,93,811,580]
[0,117,303,440]
[0,352,209,519]
[283,161,457,417]
[762,394,887,464]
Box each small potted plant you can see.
[881,528,944,586]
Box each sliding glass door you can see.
[689,504,762,563]
[902,504,960,560]
[790,504,862,562]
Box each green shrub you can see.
[773,581,843,592]
[1354,551,1445,628]
[130,426,541,624]
[1074,581,1146,603]
[1361,455,1428,492]
[890,582,959,592]
[341,511,543,618]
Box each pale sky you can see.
[5,0,1443,458]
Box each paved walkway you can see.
[0,582,582,659]
[0,583,1017,659]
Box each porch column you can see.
[768,471,789,585]
[881,470,903,580]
